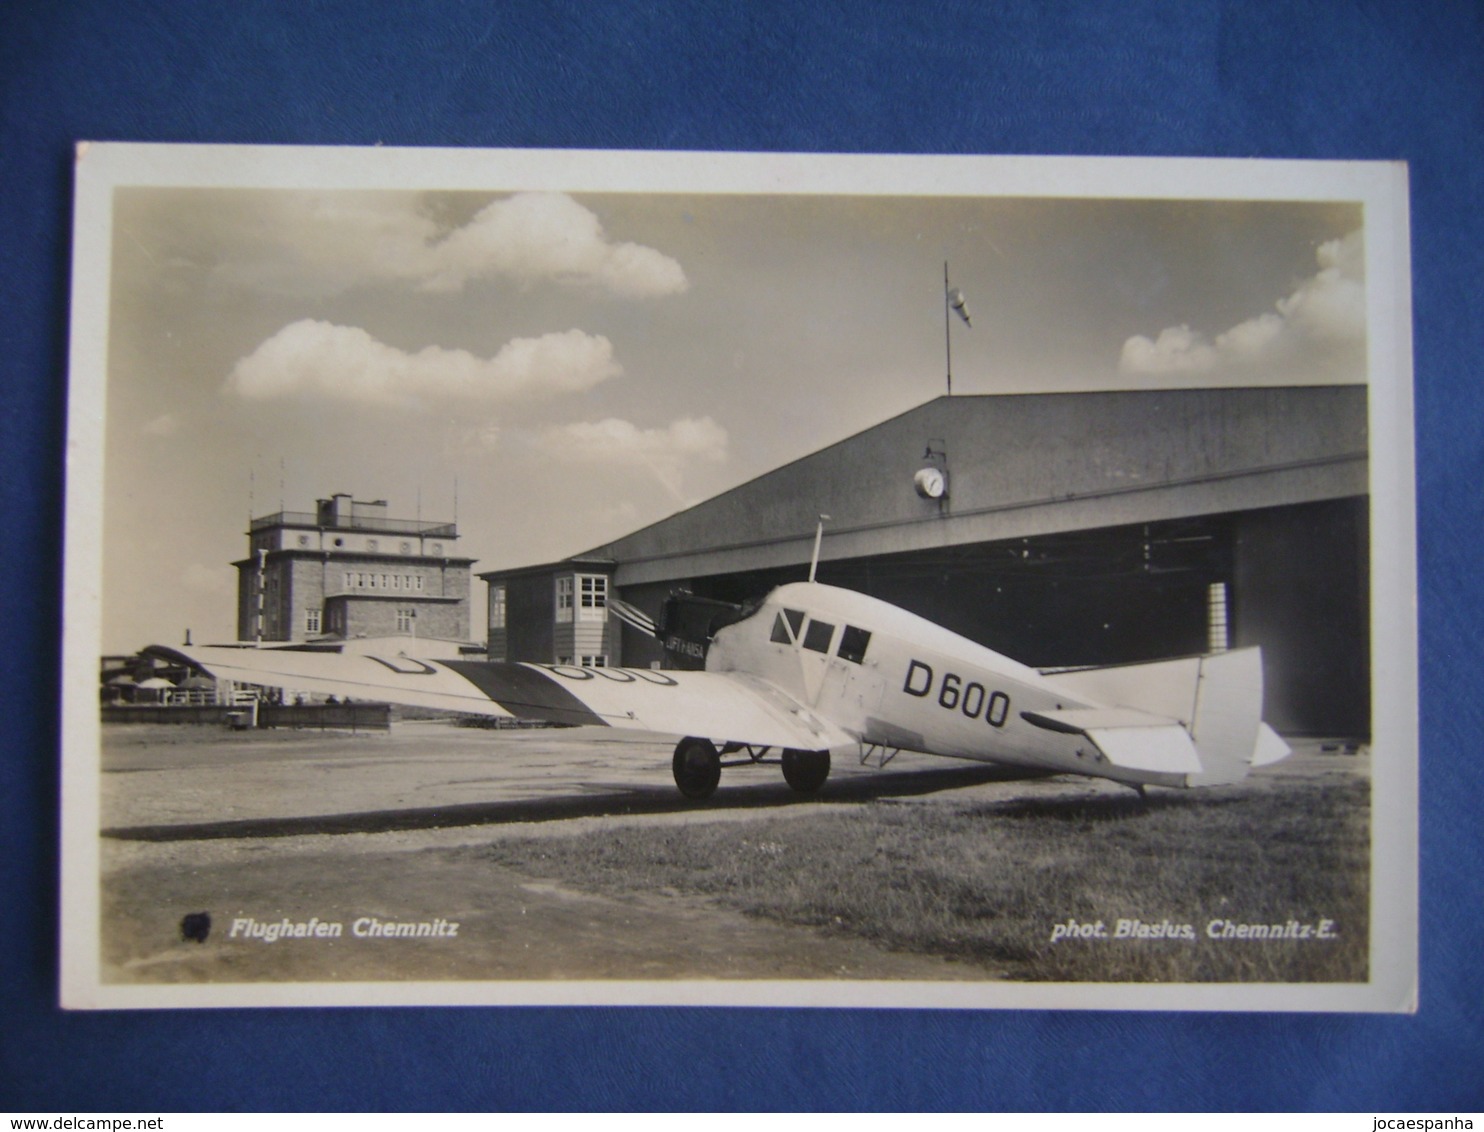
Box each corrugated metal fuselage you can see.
[705,582,1188,788]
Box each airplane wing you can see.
[146,643,853,752]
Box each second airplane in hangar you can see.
[153,578,1291,800]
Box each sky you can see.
[97,177,1366,652]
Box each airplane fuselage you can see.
[705,581,1175,788]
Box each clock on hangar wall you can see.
[913,442,949,500]
[913,465,947,499]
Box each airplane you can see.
[148,579,1291,800]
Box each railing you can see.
[164,690,210,706]
[260,703,392,731]
[102,703,392,731]
[250,511,457,538]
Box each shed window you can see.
[577,575,608,621]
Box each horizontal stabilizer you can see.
[1022,707,1203,775]
[1023,706,1181,734]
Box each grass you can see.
[480,778,1370,982]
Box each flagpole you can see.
[944,261,952,397]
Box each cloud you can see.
[1273,229,1365,342]
[226,320,622,407]
[1118,324,1218,374]
[535,416,728,501]
[421,193,689,297]
[209,191,687,298]
[1120,230,1365,377]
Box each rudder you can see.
[1186,648,1266,786]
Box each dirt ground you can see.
[93,721,1363,988]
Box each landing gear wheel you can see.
[672,737,722,799]
[781,748,831,793]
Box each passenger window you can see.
[838,625,871,664]
[802,619,835,653]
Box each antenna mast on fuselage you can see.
[809,514,831,583]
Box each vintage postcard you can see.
[60,145,1416,1010]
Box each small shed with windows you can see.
[482,556,615,667]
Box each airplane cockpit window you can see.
[802,619,835,653]
[837,625,871,664]
[770,607,806,645]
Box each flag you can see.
[948,286,972,327]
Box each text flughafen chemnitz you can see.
[226,916,458,942]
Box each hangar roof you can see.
[583,386,1368,588]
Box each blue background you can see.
[2,0,1481,1112]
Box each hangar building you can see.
[479,386,1369,738]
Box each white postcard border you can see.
[61,144,1416,1012]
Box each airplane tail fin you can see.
[1041,647,1290,786]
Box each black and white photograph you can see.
[60,145,1416,1011]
